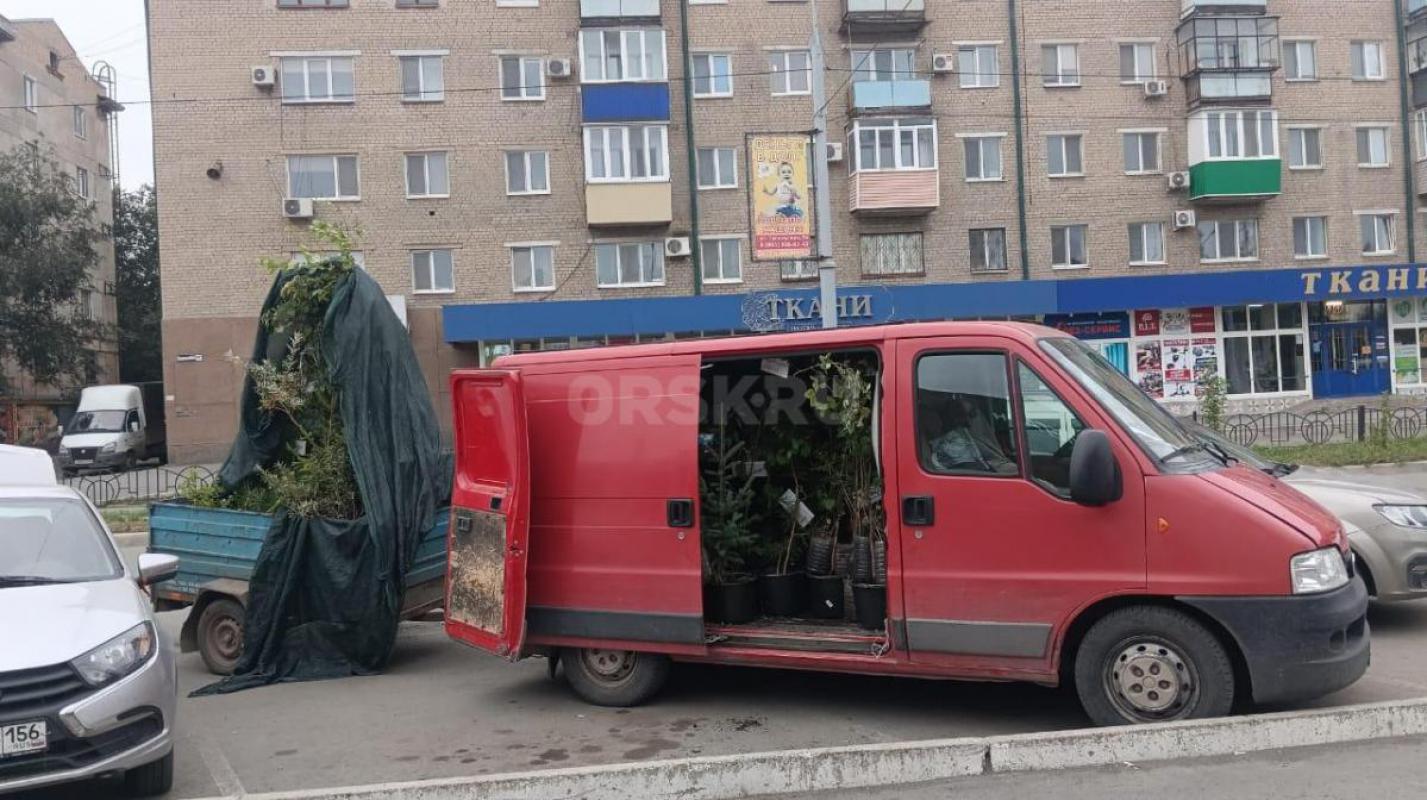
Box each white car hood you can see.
[0,579,149,671]
[60,432,123,449]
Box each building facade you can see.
[0,15,121,447]
[151,0,1427,462]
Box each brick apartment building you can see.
[0,14,120,447]
[151,0,1427,461]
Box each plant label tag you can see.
[795,502,815,528]
[778,489,815,528]
[748,461,767,478]
[761,357,790,378]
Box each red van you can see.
[444,322,1368,726]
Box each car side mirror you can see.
[1069,429,1122,506]
[129,420,141,432]
[137,553,180,587]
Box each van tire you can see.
[1073,606,1235,727]
[563,648,670,707]
[196,598,246,675]
[123,751,174,797]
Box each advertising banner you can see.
[748,134,813,261]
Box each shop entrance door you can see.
[1311,320,1390,397]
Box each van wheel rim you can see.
[1104,639,1196,720]
[582,649,636,683]
[212,618,242,660]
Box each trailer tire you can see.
[563,648,670,707]
[196,597,245,676]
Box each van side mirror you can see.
[137,553,180,587]
[1069,429,1122,506]
[129,420,141,432]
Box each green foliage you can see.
[1255,436,1427,468]
[700,424,760,585]
[178,471,281,514]
[1198,374,1226,432]
[803,354,883,548]
[1369,392,1393,450]
[114,185,161,383]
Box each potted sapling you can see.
[758,479,811,617]
[700,425,760,624]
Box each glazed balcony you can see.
[581,82,671,123]
[1176,14,1278,107]
[1181,0,1266,17]
[849,78,931,114]
[586,182,672,227]
[842,0,926,35]
[580,0,659,23]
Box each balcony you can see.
[850,79,931,114]
[842,0,926,34]
[1188,159,1279,202]
[580,0,659,23]
[1181,0,1266,17]
[586,182,672,226]
[1411,0,1427,19]
[1176,14,1278,107]
[1186,110,1280,202]
[581,83,671,123]
[849,170,938,215]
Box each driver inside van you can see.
[924,398,1017,475]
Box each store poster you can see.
[1136,340,1163,398]
[1189,307,1216,333]
[1191,337,1218,396]
[1160,308,1190,336]
[1163,338,1195,399]
[748,134,813,261]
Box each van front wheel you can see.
[563,648,670,707]
[1073,606,1235,726]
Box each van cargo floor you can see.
[705,618,888,655]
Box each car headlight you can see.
[71,622,155,687]
[1375,504,1427,529]
[1291,548,1350,595]
[100,442,117,453]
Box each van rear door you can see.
[446,369,531,660]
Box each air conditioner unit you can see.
[283,197,314,219]
[547,58,572,79]
[1173,209,1197,230]
[826,142,844,163]
[1143,79,1169,98]
[931,53,955,74]
[1167,171,1191,191]
[665,236,692,258]
[252,65,275,88]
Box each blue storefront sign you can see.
[1040,312,1130,340]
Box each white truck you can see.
[56,384,167,475]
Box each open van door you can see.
[446,370,530,660]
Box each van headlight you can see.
[100,441,117,453]
[71,622,155,686]
[1291,548,1350,595]
[1375,504,1427,529]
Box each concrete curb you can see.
[206,698,1427,800]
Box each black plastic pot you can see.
[852,583,887,631]
[805,535,835,576]
[757,572,806,617]
[805,573,846,619]
[851,534,872,583]
[871,539,888,585]
[704,577,758,624]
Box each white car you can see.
[0,445,178,796]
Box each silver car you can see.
[0,446,179,796]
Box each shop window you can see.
[1220,303,1306,395]
[1389,299,1427,386]
[915,353,1019,476]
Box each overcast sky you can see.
[4,0,152,189]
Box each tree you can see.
[0,143,104,395]
[114,185,162,383]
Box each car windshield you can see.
[1186,422,1280,472]
[0,498,122,585]
[68,410,128,434]
[1039,337,1211,466]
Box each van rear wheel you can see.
[563,648,670,707]
[1074,606,1235,726]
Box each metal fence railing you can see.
[1215,405,1427,448]
[65,465,217,508]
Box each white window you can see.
[73,107,87,139]
[969,228,1006,273]
[700,238,742,284]
[500,56,544,100]
[1046,133,1083,177]
[957,44,998,88]
[505,150,549,195]
[962,135,1003,181]
[1050,224,1088,268]
[511,245,555,292]
[1198,219,1259,261]
[1356,126,1390,167]
[579,29,667,83]
[1293,216,1327,259]
[860,232,923,276]
[1220,304,1307,395]
[1203,110,1277,160]
[1287,127,1322,169]
[279,56,355,103]
[851,48,916,82]
[404,152,449,198]
[287,154,360,199]
[768,50,810,95]
[1128,222,1164,265]
[399,54,444,101]
[1122,131,1161,174]
[411,249,454,292]
[595,242,665,287]
[692,53,733,97]
[76,289,94,320]
[696,147,737,189]
[279,0,349,6]
[1351,41,1385,80]
[584,125,669,182]
[1359,212,1396,255]
[1283,40,1317,81]
[1041,44,1079,87]
[779,260,818,281]
[75,167,91,200]
[22,75,37,112]
[1118,43,1155,82]
[1417,110,1427,161]
[852,118,936,172]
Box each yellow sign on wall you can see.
[748,134,813,261]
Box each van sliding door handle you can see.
[902,495,934,526]
[667,498,694,528]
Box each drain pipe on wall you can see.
[1396,0,1418,262]
[1008,0,1031,281]
[679,0,704,294]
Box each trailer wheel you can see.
[563,648,670,707]
[196,598,245,675]
[1073,606,1235,726]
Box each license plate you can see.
[0,721,46,758]
[74,459,92,465]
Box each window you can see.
[411,249,454,292]
[962,135,1003,181]
[1221,303,1306,395]
[696,147,737,189]
[1359,212,1396,255]
[399,54,444,101]
[1287,127,1322,169]
[779,260,818,281]
[23,75,37,112]
[584,125,669,181]
[397,0,438,6]
[1197,219,1259,261]
[1118,43,1155,82]
[700,238,742,283]
[505,150,549,195]
[692,53,732,97]
[1293,216,1327,258]
[1283,40,1317,80]
[77,289,94,321]
[1050,224,1088,268]
[404,152,449,198]
[861,232,923,276]
[1356,127,1390,167]
[1046,134,1083,177]
[851,118,936,172]
[1121,131,1160,174]
[1041,44,1080,87]
[1202,110,1277,160]
[511,245,554,292]
[287,154,360,199]
[957,44,998,88]
[73,107,87,139]
[279,56,355,103]
[595,242,665,287]
[915,353,1020,477]
[1417,110,1427,161]
[580,29,667,82]
[1017,364,1086,495]
[500,56,544,100]
[969,228,1007,273]
[769,50,810,95]
[75,167,91,200]
[1351,41,1385,80]
[1128,222,1165,265]
[278,0,349,6]
[851,48,916,82]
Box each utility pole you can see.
[809,0,838,328]
[679,0,703,295]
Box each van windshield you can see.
[1039,337,1213,467]
[0,498,122,586]
[68,410,128,434]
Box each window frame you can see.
[1357,211,1397,256]
[956,43,999,89]
[583,124,670,183]
[285,153,361,200]
[1417,110,1427,162]
[961,133,1005,182]
[1045,132,1085,178]
[499,55,546,101]
[1041,43,1080,87]
[1351,40,1385,81]
[969,227,1008,273]
[1282,39,1317,81]
[510,243,556,293]
[75,166,91,200]
[1202,109,1278,161]
[1127,221,1166,266]
[1014,358,1090,498]
[1286,125,1323,170]
[404,151,450,199]
[397,52,446,102]
[850,118,938,173]
[1050,223,1089,269]
[1355,125,1391,168]
[1220,303,1309,397]
[695,146,738,189]
[699,236,743,284]
[850,47,918,83]
[73,106,87,139]
[594,241,667,288]
[578,28,669,83]
[860,231,925,277]
[277,0,350,7]
[912,350,1024,480]
[410,248,455,294]
[505,150,550,196]
[691,52,734,98]
[1118,42,1156,84]
[1120,130,1162,175]
[768,49,811,96]
[1197,218,1260,262]
[23,74,37,112]
[278,54,357,104]
[1292,215,1328,260]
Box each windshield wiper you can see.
[1158,442,1213,464]
[0,575,77,588]
[1199,439,1235,467]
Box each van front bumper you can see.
[1179,578,1370,706]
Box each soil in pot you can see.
[758,572,806,617]
[704,577,758,624]
[852,583,887,631]
[806,573,846,619]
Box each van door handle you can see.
[667,498,694,528]
[902,495,934,526]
